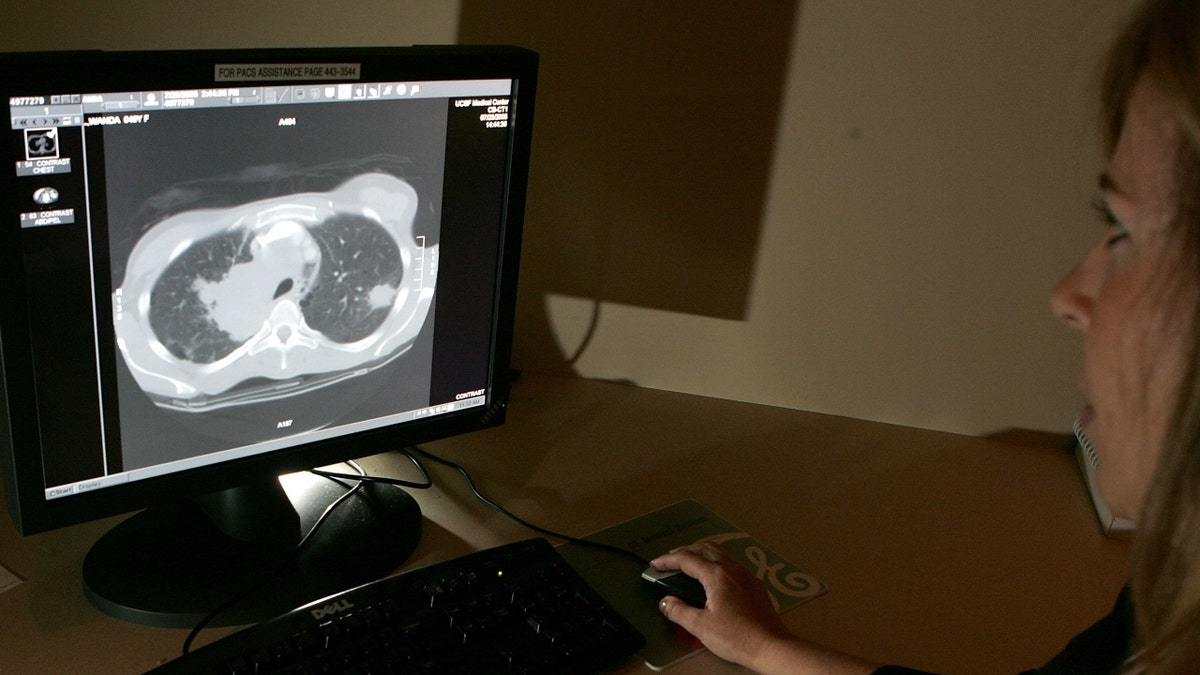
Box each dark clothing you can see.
[875,585,1134,675]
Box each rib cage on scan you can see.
[113,172,438,412]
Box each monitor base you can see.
[82,472,421,629]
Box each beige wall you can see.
[1,1,1132,436]
[0,1,460,51]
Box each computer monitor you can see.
[0,46,537,627]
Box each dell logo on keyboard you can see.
[309,599,354,620]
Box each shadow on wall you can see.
[459,1,799,373]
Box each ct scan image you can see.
[101,100,446,470]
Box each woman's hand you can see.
[650,542,792,667]
[650,542,877,675]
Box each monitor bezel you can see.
[0,45,537,535]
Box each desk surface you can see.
[1,373,1129,674]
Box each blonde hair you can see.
[1101,0,1200,670]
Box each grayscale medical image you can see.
[99,100,447,469]
[114,172,436,411]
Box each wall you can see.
[0,1,459,51]
[0,1,1132,436]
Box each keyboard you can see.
[150,538,646,674]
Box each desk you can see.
[0,373,1129,674]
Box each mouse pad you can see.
[557,500,827,670]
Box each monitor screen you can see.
[0,46,537,626]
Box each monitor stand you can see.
[82,472,422,628]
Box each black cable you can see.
[182,462,368,655]
[408,445,650,568]
[310,447,433,490]
[181,444,646,655]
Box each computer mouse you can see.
[641,566,707,608]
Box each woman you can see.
[650,0,1200,671]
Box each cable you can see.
[181,444,646,655]
[310,447,433,490]
[407,445,650,568]
[182,462,368,655]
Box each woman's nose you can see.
[1050,246,1101,331]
